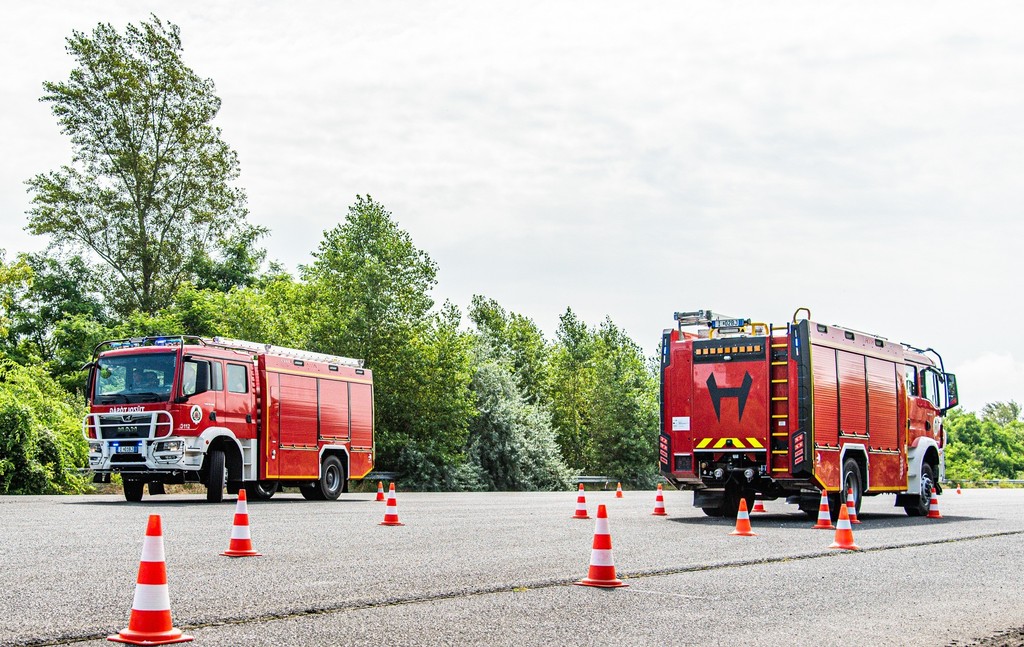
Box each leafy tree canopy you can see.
[26,15,256,316]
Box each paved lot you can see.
[1,487,1022,646]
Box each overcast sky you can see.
[2,1,1022,412]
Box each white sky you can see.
[2,1,1022,413]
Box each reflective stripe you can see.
[589,549,615,567]
[231,526,251,540]
[594,519,609,535]
[131,583,170,611]
[140,535,165,563]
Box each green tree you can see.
[26,15,253,316]
[303,197,472,487]
[464,355,571,491]
[3,252,106,370]
[587,318,660,487]
[468,295,549,404]
[945,407,1024,482]
[980,401,1022,426]
[547,308,596,470]
[0,354,89,494]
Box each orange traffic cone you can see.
[573,483,590,519]
[108,515,193,645]
[927,487,942,519]
[376,481,385,501]
[752,499,767,513]
[221,489,261,557]
[574,504,628,588]
[615,482,624,498]
[812,491,834,529]
[380,483,404,526]
[845,487,861,525]
[828,502,860,550]
[652,483,667,516]
[956,484,962,495]
[730,498,757,536]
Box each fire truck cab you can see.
[83,336,374,502]
[659,309,958,519]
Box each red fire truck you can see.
[83,336,374,502]
[659,309,959,519]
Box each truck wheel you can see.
[299,484,324,501]
[719,485,754,519]
[701,507,725,517]
[123,479,144,502]
[245,481,279,501]
[904,462,935,517]
[841,458,863,515]
[206,449,225,503]
[318,456,345,501]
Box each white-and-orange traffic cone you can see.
[927,487,943,519]
[615,482,624,498]
[812,491,835,530]
[652,483,667,516]
[846,487,861,525]
[573,483,590,519]
[221,489,261,557]
[574,504,628,589]
[828,502,860,550]
[108,515,193,645]
[752,499,767,513]
[376,481,385,502]
[956,484,962,495]
[730,498,757,536]
[380,483,404,526]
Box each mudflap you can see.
[693,489,725,509]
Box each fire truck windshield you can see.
[93,353,176,404]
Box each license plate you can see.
[117,445,139,454]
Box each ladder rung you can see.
[771,379,787,383]
[771,468,788,472]
[771,343,786,348]
[771,450,788,455]
[771,396,788,401]
[771,361,786,366]
[771,414,787,419]
[771,432,788,437]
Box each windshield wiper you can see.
[98,394,130,404]
[132,392,164,403]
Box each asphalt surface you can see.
[1,488,1022,646]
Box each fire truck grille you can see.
[92,414,172,440]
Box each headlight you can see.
[155,440,185,453]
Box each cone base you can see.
[729,529,757,536]
[651,511,667,516]
[812,522,835,530]
[108,628,193,645]
[220,550,262,557]
[927,513,942,519]
[828,542,860,550]
[572,514,591,519]
[376,496,385,501]
[615,494,623,498]
[380,521,405,526]
[574,578,628,588]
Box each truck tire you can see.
[841,458,863,516]
[123,479,144,502]
[299,484,323,501]
[318,456,345,501]
[245,481,279,501]
[206,449,225,503]
[904,462,935,517]
[701,507,725,517]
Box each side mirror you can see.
[943,373,958,412]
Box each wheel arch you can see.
[839,444,868,492]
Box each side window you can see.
[904,364,917,397]
[211,361,224,391]
[227,363,248,394]
[920,369,946,409]
[181,359,210,396]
